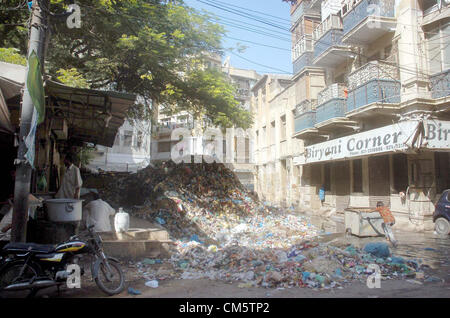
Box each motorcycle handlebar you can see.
[68,224,96,241]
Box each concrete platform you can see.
[102,239,175,260]
[99,227,174,260]
[98,228,170,241]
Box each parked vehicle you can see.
[0,225,124,297]
[433,189,450,236]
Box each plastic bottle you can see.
[114,208,130,233]
[145,280,159,288]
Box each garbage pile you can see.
[132,240,430,290]
[83,161,304,242]
[84,162,428,290]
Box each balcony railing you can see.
[236,88,250,98]
[292,35,314,62]
[294,99,317,132]
[293,52,314,75]
[347,79,401,112]
[294,99,317,116]
[294,111,316,133]
[317,83,347,105]
[309,0,322,10]
[313,14,342,41]
[347,61,399,90]
[155,121,194,133]
[342,0,396,35]
[316,98,347,124]
[430,69,450,99]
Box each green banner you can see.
[26,50,45,124]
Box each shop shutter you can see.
[369,155,390,208]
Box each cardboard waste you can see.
[83,161,430,290]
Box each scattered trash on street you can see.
[83,162,442,290]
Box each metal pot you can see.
[44,199,82,222]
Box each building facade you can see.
[253,0,450,231]
[88,119,151,172]
[150,57,261,190]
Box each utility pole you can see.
[11,0,48,242]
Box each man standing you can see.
[56,154,82,199]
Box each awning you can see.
[293,119,450,165]
[0,62,26,134]
[46,80,136,147]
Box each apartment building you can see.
[253,0,450,231]
[88,119,151,172]
[151,57,261,190]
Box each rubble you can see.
[83,161,430,290]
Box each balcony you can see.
[313,14,353,68]
[342,0,397,45]
[315,83,348,126]
[292,35,315,75]
[294,100,317,135]
[309,0,322,10]
[155,121,194,133]
[291,0,320,28]
[346,62,400,115]
[317,83,347,105]
[430,69,450,99]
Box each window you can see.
[136,131,143,149]
[270,121,276,145]
[352,159,363,193]
[123,130,133,147]
[263,126,267,147]
[421,0,439,15]
[392,154,408,193]
[280,115,287,141]
[427,22,450,74]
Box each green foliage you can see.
[0,0,30,54]
[76,145,95,168]
[3,0,253,129]
[56,68,90,88]
[0,47,27,66]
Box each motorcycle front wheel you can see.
[94,259,125,296]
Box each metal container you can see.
[344,208,384,237]
[44,199,82,222]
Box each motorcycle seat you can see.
[2,242,55,254]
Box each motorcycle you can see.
[0,225,125,297]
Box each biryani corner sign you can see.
[294,120,450,165]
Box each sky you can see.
[183,0,293,75]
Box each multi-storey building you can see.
[88,119,152,172]
[151,57,261,190]
[253,0,450,231]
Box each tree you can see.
[55,68,90,89]
[2,0,252,129]
[0,47,27,66]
